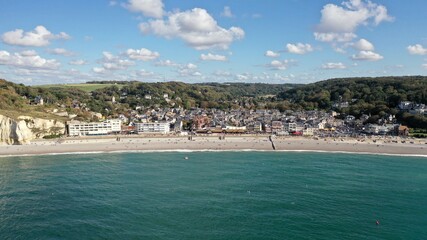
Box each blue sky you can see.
[0,0,426,85]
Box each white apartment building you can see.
[68,119,122,136]
[135,122,170,134]
[283,122,297,132]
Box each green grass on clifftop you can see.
[38,83,122,92]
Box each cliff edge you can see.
[0,114,65,145]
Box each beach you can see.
[0,135,426,157]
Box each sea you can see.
[0,151,426,239]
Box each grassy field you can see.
[0,108,67,121]
[38,83,121,92]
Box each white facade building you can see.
[135,122,170,134]
[68,119,122,136]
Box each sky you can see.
[0,0,427,85]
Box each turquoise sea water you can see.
[0,152,426,239]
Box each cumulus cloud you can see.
[48,48,75,56]
[286,43,314,54]
[177,63,200,76]
[139,8,245,50]
[213,70,232,77]
[352,38,374,51]
[200,53,227,61]
[69,59,87,65]
[136,69,155,77]
[221,6,234,18]
[125,48,160,61]
[1,25,70,47]
[0,50,60,69]
[92,67,106,74]
[96,51,135,72]
[20,50,38,57]
[155,59,179,67]
[322,62,347,69]
[352,50,383,61]
[265,50,280,58]
[314,0,393,43]
[267,60,294,70]
[407,44,427,55]
[314,32,357,43]
[124,0,164,18]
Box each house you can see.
[397,125,409,136]
[34,96,44,105]
[398,101,413,110]
[271,121,283,133]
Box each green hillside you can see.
[38,83,123,92]
[278,76,427,128]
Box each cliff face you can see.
[0,114,65,145]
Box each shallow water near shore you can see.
[1,152,426,239]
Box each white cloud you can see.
[109,1,117,6]
[136,69,155,77]
[96,51,135,72]
[221,6,234,18]
[286,43,314,54]
[265,50,280,58]
[186,63,197,69]
[267,60,294,70]
[200,53,227,61]
[124,0,164,18]
[407,44,427,55]
[69,59,87,65]
[213,70,232,77]
[322,62,347,69]
[0,50,60,69]
[314,32,357,43]
[177,63,199,76]
[1,25,70,47]
[314,0,393,43]
[20,50,38,57]
[139,8,245,50]
[352,50,383,61]
[353,38,374,51]
[48,48,75,56]
[125,48,160,61]
[423,63,427,70]
[155,59,179,67]
[92,67,106,74]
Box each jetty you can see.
[269,135,276,150]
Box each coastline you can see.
[0,135,426,158]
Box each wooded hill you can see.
[277,76,427,128]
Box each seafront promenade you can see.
[1,136,426,157]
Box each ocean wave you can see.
[1,149,426,158]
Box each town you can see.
[62,100,424,138]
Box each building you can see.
[271,121,283,133]
[68,119,122,136]
[135,122,170,134]
[398,125,409,136]
[34,96,44,105]
[283,122,297,133]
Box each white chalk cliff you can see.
[0,114,65,145]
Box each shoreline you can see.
[0,135,426,158]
